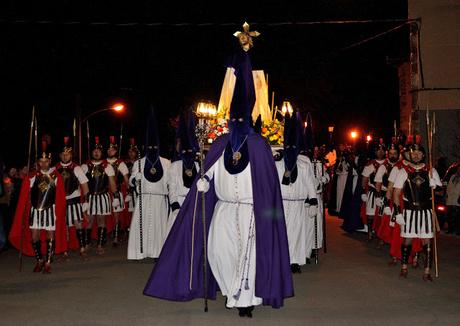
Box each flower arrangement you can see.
[261,118,284,146]
[207,118,230,143]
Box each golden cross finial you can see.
[233,22,260,52]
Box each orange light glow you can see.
[366,135,372,142]
[350,131,358,139]
[112,104,125,112]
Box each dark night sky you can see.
[0,1,408,166]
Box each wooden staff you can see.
[19,106,35,271]
[426,110,439,277]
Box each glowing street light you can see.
[112,103,125,112]
[78,102,127,164]
[350,130,358,140]
[328,126,334,144]
[366,134,372,142]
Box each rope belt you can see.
[219,199,253,205]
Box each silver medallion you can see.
[232,151,242,162]
[150,167,157,175]
[185,169,193,177]
[284,170,291,178]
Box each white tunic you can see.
[166,160,200,235]
[362,159,385,216]
[276,156,317,263]
[335,159,353,212]
[206,154,262,308]
[311,159,330,250]
[127,157,171,260]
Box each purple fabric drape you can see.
[143,133,293,308]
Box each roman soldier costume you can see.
[81,136,117,254]
[55,136,89,255]
[106,135,129,245]
[361,139,387,240]
[9,140,67,273]
[392,135,441,280]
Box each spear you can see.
[73,118,77,152]
[19,106,35,271]
[426,109,439,277]
[119,122,123,159]
[86,121,90,161]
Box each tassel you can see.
[233,289,241,301]
[244,278,250,290]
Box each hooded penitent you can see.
[282,111,302,185]
[301,112,314,159]
[176,110,199,188]
[224,49,256,174]
[144,108,163,182]
[143,31,293,309]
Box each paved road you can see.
[1,213,459,326]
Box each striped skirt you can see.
[30,205,56,231]
[400,208,434,239]
[88,193,111,216]
[66,201,84,227]
[365,189,377,216]
[112,191,125,213]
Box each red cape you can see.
[9,171,68,256]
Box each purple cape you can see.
[143,133,294,308]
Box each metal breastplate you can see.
[109,161,124,190]
[58,165,79,196]
[30,173,57,210]
[403,170,432,210]
[87,164,108,194]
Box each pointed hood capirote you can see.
[224,49,256,174]
[302,112,314,158]
[176,110,199,188]
[143,107,163,182]
[176,110,199,155]
[283,111,302,169]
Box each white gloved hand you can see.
[308,205,318,218]
[320,176,328,184]
[112,198,120,210]
[361,193,368,202]
[429,178,438,188]
[82,202,89,213]
[196,178,210,193]
[395,213,405,226]
[383,206,392,216]
[135,173,142,181]
[375,197,384,207]
[125,194,132,203]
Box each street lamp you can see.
[350,130,359,149]
[78,103,126,164]
[328,126,334,144]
